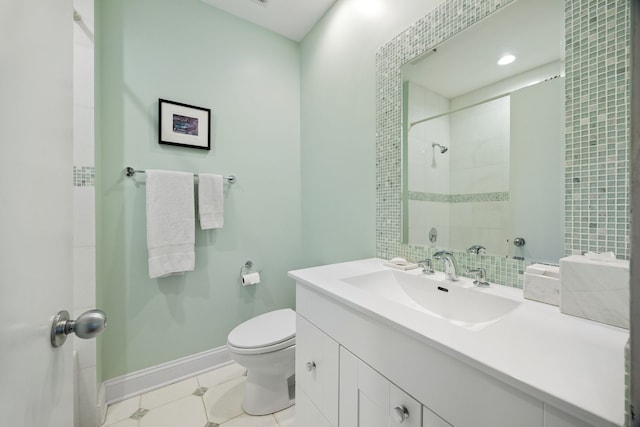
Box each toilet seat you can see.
[227,308,295,355]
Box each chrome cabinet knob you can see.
[306,361,316,372]
[51,309,107,348]
[392,405,409,423]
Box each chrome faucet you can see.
[432,250,459,281]
[417,259,435,275]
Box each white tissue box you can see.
[559,255,629,329]
[523,264,560,306]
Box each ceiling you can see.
[402,0,565,99]
[200,0,337,42]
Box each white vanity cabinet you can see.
[293,278,619,427]
[295,314,340,427]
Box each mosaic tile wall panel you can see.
[565,0,630,259]
[375,0,630,287]
[73,166,95,187]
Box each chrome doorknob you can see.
[392,405,409,423]
[50,309,107,348]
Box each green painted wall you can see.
[97,0,301,380]
[299,0,446,266]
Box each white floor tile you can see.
[139,396,207,427]
[102,419,138,427]
[101,395,140,426]
[197,362,246,389]
[274,405,295,427]
[203,376,246,424]
[101,364,295,427]
[220,413,279,427]
[139,377,199,409]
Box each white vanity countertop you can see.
[289,258,629,427]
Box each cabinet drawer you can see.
[296,314,339,426]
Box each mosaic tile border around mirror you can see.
[375,0,630,288]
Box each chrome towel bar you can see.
[124,166,236,184]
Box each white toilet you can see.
[227,308,296,415]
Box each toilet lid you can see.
[227,308,295,349]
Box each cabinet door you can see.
[389,383,422,427]
[340,347,422,427]
[296,388,334,427]
[423,406,452,427]
[358,358,391,427]
[296,314,340,426]
[544,404,594,427]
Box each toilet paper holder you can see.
[240,260,262,285]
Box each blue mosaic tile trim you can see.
[408,191,509,203]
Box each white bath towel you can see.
[198,173,224,229]
[146,170,195,279]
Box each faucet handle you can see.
[418,259,435,275]
[467,245,486,255]
[466,267,490,287]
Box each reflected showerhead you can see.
[432,142,448,154]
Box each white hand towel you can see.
[146,170,195,279]
[198,173,224,229]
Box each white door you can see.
[0,0,74,425]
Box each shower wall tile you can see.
[73,186,95,247]
[74,246,96,309]
[74,305,98,370]
[73,1,97,423]
[74,105,95,166]
[77,364,98,427]
[375,0,630,287]
[73,0,94,47]
[73,41,94,108]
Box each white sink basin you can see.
[342,269,522,330]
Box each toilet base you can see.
[229,344,296,416]
[242,371,295,415]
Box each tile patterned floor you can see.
[99,362,295,427]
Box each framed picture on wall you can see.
[158,99,211,150]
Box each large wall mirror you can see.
[377,0,629,286]
[401,0,565,263]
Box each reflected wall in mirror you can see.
[376,0,630,287]
[401,0,565,263]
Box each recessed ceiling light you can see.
[497,54,516,65]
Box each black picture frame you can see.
[158,99,211,150]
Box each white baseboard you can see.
[103,345,231,405]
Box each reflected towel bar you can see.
[124,167,236,184]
